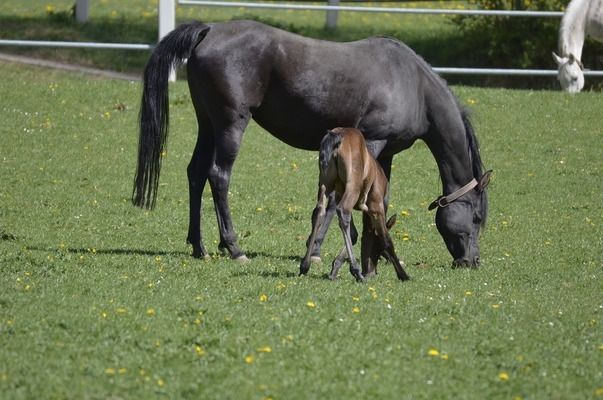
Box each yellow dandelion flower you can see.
[352,307,360,313]
[441,354,449,360]
[105,368,116,375]
[492,304,501,309]
[400,210,410,217]
[259,294,268,302]
[306,301,316,309]
[245,354,255,364]
[45,5,55,15]
[146,308,156,316]
[116,307,127,315]
[595,387,603,396]
[195,345,205,356]
[352,296,360,301]
[118,368,127,375]
[498,372,509,381]
[256,346,272,353]
[427,348,440,356]
[402,233,410,241]
[598,344,603,351]
[157,378,165,387]
[465,291,473,296]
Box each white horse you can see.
[553,0,603,93]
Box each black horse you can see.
[133,20,491,267]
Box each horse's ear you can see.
[477,170,493,191]
[552,52,564,66]
[568,53,576,64]
[386,214,397,231]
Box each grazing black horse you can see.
[132,20,492,267]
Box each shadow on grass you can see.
[26,245,189,257]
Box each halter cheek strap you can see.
[428,178,478,211]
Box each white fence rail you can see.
[2,0,603,78]
[179,0,563,17]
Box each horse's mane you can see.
[460,107,489,227]
[559,0,589,57]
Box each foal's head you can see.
[553,52,584,93]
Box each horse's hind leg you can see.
[187,114,214,259]
[207,115,250,261]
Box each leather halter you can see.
[428,179,478,211]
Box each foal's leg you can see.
[328,246,347,280]
[310,192,358,262]
[374,214,410,281]
[300,185,328,275]
[207,115,250,261]
[336,206,364,282]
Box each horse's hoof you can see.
[310,256,322,263]
[327,274,338,281]
[235,254,250,263]
[192,250,210,260]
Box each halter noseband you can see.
[428,179,478,211]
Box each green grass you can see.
[1,61,602,399]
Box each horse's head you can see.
[553,52,584,93]
[431,171,491,267]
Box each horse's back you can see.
[187,19,456,151]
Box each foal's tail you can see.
[319,130,343,176]
[132,21,210,209]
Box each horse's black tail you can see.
[319,130,343,176]
[132,21,211,209]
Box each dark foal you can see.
[299,128,410,282]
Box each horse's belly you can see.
[252,94,361,150]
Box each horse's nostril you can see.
[473,256,481,266]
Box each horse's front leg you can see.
[207,119,249,262]
[300,185,328,275]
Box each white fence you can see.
[1,0,603,78]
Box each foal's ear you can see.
[552,52,564,66]
[477,170,493,191]
[386,214,397,231]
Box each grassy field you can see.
[1,54,602,399]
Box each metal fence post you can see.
[325,0,339,29]
[159,0,177,81]
[75,0,89,23]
